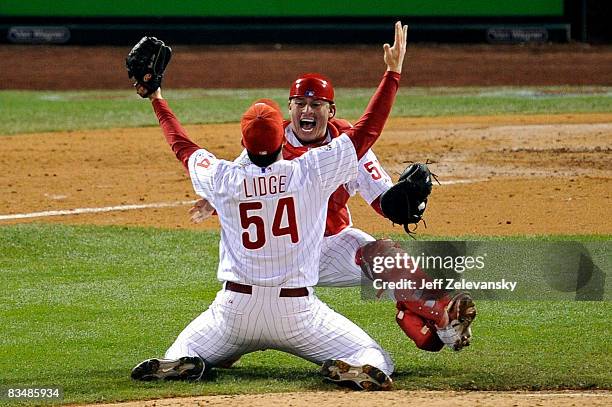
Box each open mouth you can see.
[300,118,316,132]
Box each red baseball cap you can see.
[252,98,282,114]
[241,102,284,156]
[289,73,334,103]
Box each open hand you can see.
[384,21,408,74]
[189,198,215,223]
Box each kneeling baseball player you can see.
[127,22,411,390]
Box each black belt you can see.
[225,281,309,297]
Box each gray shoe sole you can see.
[321,359,392,391]
[131,356,204,381]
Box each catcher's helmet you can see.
[289,73,334,103]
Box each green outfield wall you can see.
[0,0,564,18]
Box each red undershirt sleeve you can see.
[152,99,201,170]
[370,195,387,218]
[345,71,400,160]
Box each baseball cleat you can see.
[321,359,392,391]
[438,292,477,351]
[130,356,205,381]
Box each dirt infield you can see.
[2,114,611,235]
[71,390,612,407]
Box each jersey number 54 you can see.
[239,197,299,250]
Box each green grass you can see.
[0,224,610,405]
[1,87,611,135]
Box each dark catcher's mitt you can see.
[380,163,434,234]
[126,36,172,98]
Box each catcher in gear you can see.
[126,36,172,98]
[358,239,477,352]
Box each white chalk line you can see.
[0,179,489,221]
[438,178,489,185]
[518,393,611,398]
[0,200,197,221]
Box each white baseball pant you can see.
[165,284,394,376]
[317,227,374,287]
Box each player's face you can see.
[289,97,336,144]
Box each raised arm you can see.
[346,21,407,159]
[142,87,201,170]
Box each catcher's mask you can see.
[289,73,334,103]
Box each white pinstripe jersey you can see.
[284,126,392,206]
[351,150,393,204]
[188,134,359,287]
